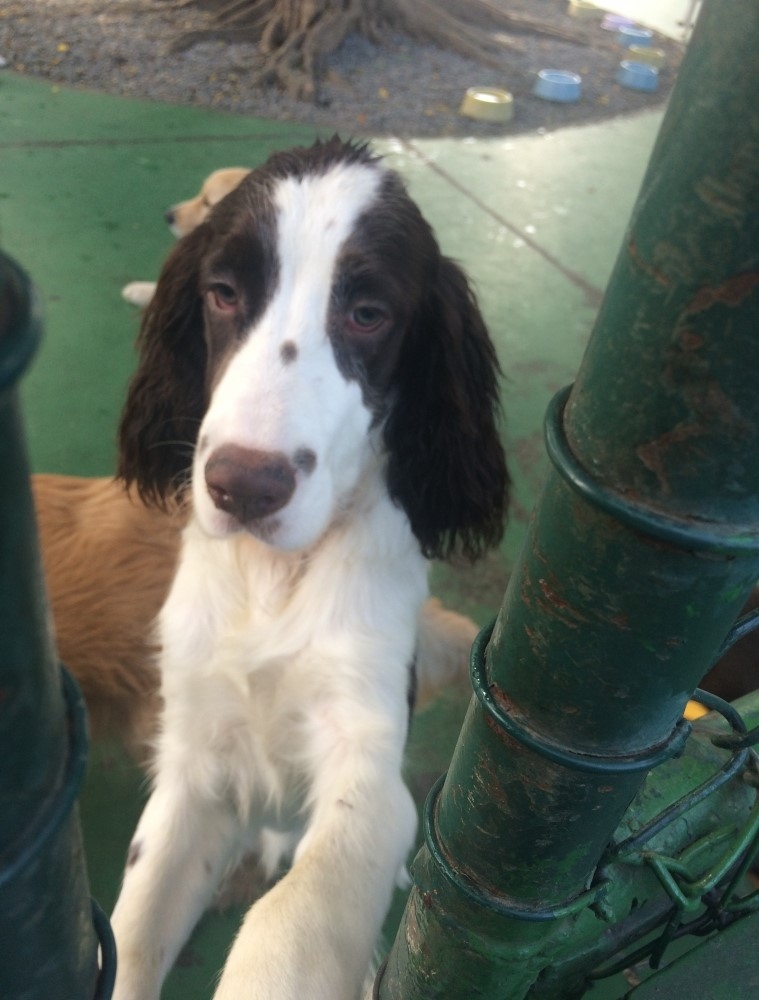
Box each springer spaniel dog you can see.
[110,137,509,1000]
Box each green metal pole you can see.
[376,0,759,995]
[0,251,105,997]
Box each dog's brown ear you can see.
[384,256,509,562]
[118,225,211,506]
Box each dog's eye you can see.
[208,282,238,312]
[347,304,388,334]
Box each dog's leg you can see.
[415,597,478,708]
[111,776,241,1000]
[213,698,416,1000]
[121,280,157,307]
[109,535,245,1000]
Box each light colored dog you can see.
[121,167,250,308]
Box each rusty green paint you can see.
[0,251,100,998]
[376,1,759,997]
[566,0,759,525]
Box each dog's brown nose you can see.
[205,446,296,522]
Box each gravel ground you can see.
[0,0,684,138]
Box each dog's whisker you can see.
[144,439,196,456]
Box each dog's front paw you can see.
[212,881,362,1000]
[122,281,157,307]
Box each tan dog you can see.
[121,167,250,308]
[164,166,250,237]
[32,474,478,760]
[32,476,181,759]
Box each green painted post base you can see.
[0,252,108,998]
[375,0,759,995]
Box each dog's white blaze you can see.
[193,163,384,549]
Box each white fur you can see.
[193,166,384,552]
[111,161,427,1000]
[121,280,157,308]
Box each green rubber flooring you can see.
[1,69,665,998]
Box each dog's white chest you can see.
[158,522,423,854]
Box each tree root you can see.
[168,0,592,103]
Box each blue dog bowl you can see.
[533,70,582,103]
[617,60,659,92]
[617,25,654,47]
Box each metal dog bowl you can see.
[567,0,599,18]
[629,45,666,68]
[459,87,514,123]
[601,13,634,31]
[533,70,582,103]
[617,60,660,92]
